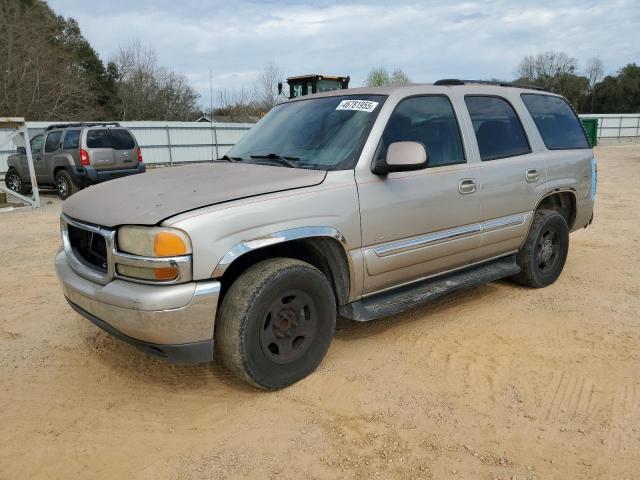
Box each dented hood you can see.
[62,162,326,227]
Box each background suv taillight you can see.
[80,148,90,166]
[137,146,143,163]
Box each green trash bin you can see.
[580,118,598,147]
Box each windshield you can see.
[227,94,386,170]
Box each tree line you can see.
[1,0,637,122]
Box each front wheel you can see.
[54,170,79,200]
[511,209,569,288]
[216,258,336,390]
[4,168,32,196]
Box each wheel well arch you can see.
[53,165,68,177]
[534,189,577,229]
[215,234,353,309]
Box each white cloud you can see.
[48,0,640,108]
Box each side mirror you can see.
[17,146,26,155]
[277,82,283,95]
[372,141,428,175]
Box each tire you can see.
[511,209,569,288]
[4,168,32,196]
[217,258,336,390]
[54,169,79,200]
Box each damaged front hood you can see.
[62,162,327,227]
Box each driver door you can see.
[355,95,481,294]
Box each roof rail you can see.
[433,79,547,91]
[45,122,121,131]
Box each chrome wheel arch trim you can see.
[211,226,356,298]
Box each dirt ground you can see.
[1,145,639,480]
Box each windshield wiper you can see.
[249,153,300,168]
[216,154,243,162]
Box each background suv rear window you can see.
[465,96,530,161]
[87,129,135,150]
[62,130,80,149]
[521,94,590,149]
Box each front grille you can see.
[67,224,108,272]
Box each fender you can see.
[518,187,578,249]
[211,226,356,298]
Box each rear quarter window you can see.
[521,94,589,149]
[86,129,136,150]
[62,130,80,149]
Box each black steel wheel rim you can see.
[536,229,560,273]
[259,290,318,365]
[57,176,68,197]
[7,173,21,192]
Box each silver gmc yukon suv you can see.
[55,81,596,389]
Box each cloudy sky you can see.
[49,0,639,108]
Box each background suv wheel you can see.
[4,168,32,196]
[54,170,79,200]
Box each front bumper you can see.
[55,250,220,364]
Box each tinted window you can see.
[376,96,465,167]
[86,129,135,150]
[521,94,589,149]
[30,135,43,154]
[44,131,62,153]
[465,96,530,161]
[62,129,80,149]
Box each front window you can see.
[227,94,385,170]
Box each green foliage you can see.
[590,64,640,113]
[365,67,411,87]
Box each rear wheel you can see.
[216,258,336,390]
[4,168,32,196]
[511,209,569,288]
[55,170,79,200]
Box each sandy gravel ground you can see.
[1,146,639,480]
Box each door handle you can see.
[458,178,477,194]
[526,169,540,182]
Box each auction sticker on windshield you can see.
[335,100,379,113]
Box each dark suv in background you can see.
[5,123,145,199]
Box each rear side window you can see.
[521,94,589,149]
[87,129,136,150]
[377,95,465,168]
[465,96,530,161]
[44,131,62,153]
[62,130,80,149]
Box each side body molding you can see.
[211,226,355,296]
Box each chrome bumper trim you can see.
[56,250,219,345]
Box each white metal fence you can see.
[2,115,639,173]
[0,121,254,174]
[578,114,640,142]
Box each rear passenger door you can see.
[465,95,547,260]
[356,95,481,294]
[41,130,63,184]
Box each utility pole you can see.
[209,69,215,161]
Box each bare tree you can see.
[254,62,283,111]
[515,51,578,89]
[585,56,604,111]
[111,40,199,120]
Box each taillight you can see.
[80,148,90,166]
[137,147,143,163]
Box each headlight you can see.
[116,226,192,282]
[118,226,192,257]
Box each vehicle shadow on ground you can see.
[79,281,510,393]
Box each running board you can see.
[339,255,520,322]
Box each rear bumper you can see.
[55,250,219,364]
[72,164,146,186]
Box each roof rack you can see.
[433,79,547,91]
[45,122,121,131]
